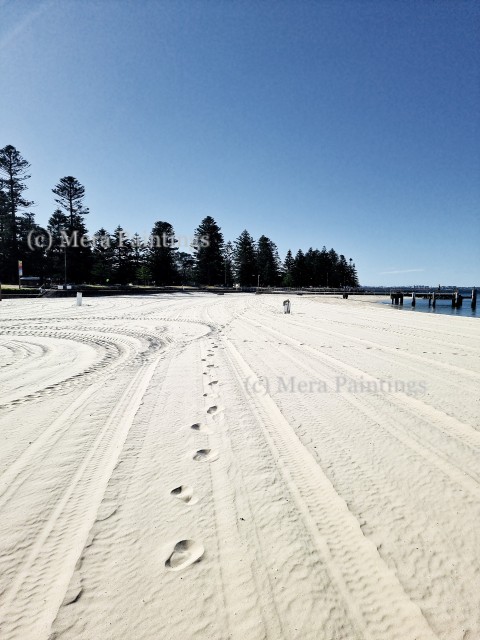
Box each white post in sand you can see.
[76,292,82,306]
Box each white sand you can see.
[0,293,479,640]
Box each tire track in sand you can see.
[238,316,480,491]
[0,355,162,640]
[223,337,438,640]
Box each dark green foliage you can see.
[45,210,68,282]
[149,221,178,285]
[279,245,359,288]
[111,226,136,284]
[18,214,47,280]
[233,230,256,286]
[281,250,295,286]
[1,142,361,288]
[347,258,359,287]
[223,241,234,287]
[131,233,148,283]
[256,235,280,286]
[176,251,195,284]
[50,177,91,283]
[0,145,34,282]
[91,228,114,284]
[52,176,89,230]
[193,216,224,285]
[292,250,307,286]
[136,264,152,285]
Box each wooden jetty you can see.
[390,288,477,310]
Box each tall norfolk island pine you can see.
[193,216,224,286]
[149,221,178,285]
[0,145,34,282]
[51,176,91,282]
[52,176,89,231]
[233,230,256,286]
[256,235,281,286]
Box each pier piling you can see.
[452,291,463,308]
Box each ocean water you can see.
[381,292,478,318]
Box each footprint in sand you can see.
[170,485,196,504]
[165,540,204,571]
[193,448,219,462]
[208,380,218,386]
[206,405,218,414]
[207,364,215,368]
[191,422,210,433]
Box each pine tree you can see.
[337,254,349,288]
[91,228,114,284]
[131,233,147,282]
[327,248,339,287]
[136,264,152,286]
[149,221,178,285]
[233,230,256,286]
[45,209,69,283]
[292,249,307,287]
[193,216,224,285]
[347,258,359,287]
[111,225,135,284]
[304,248,322,286]
[175,252,195,284]
[18,213,46,280]
[51,176,91,283]
[318,246,330,287]
[52,176,89,230]
[223,241,234,287]
[0,145,34,282]
[282,249,295,286]
[0,190,10,279]
[256,235,280,286]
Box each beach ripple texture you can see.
[0,293,478,640]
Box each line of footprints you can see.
[165,340,221,572]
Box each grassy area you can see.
[1,286,40,294]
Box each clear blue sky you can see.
[1,0,479,285]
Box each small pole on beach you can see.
[76,292,82,306]
[412,291,416,307]
[283,299,290,314]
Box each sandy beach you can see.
[0,293,479,640]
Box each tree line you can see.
[0,145,359,288]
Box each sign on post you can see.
[283,299,291,314]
